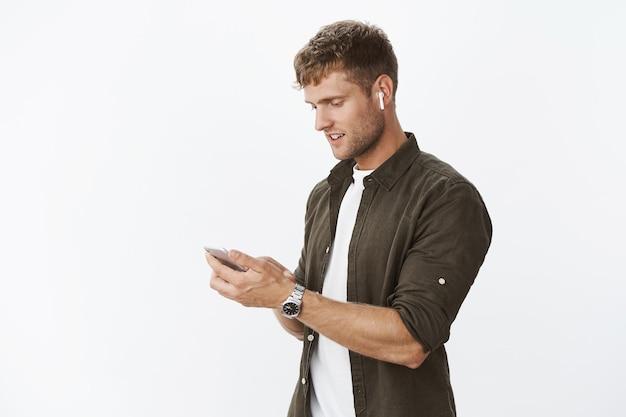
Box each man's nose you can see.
[314,108,332,131]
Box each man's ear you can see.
[372,74,394,103]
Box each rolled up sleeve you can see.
[387,180,493,353]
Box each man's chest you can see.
[303,179,421,306]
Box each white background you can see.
[1,1,624,416]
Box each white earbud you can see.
[378,91,385,110]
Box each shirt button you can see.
[301,378,307,385]
[307,334,315,342]
[325,245,330,253]
[438,277,446,285]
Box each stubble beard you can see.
[339,105,385,161]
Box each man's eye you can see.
[330,101,343,107]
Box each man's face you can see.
[304,71,384,161]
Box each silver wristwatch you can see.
[281,283,305,319]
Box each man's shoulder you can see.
[302,177,330,212]
[410,150,489,218]
[311,177,329,192]
[413,150,470,186]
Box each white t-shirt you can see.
[309,163,375,417]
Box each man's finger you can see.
[259,256,289,272]
[259,256,296,282]
[209,274,238,299]
[205,253,245,287]
[228,249,267,273]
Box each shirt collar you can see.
[327,131,421,191]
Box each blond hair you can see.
[293,20,399,101]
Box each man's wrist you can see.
[280,281,305,318]
[277,278,297,309]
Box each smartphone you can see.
[204,246,248,272]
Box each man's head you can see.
[293,20,399,162]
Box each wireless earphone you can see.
[378,91,385,110]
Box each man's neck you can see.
[354,123,407,170]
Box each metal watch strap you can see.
[291,283,305,301]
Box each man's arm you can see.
[267,261,424,365]
[296,290,430,369]
[263,254,427,367]
[207,252,427,367]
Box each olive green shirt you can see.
[287,131,493,417]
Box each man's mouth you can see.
[327,133,345,141]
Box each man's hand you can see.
[205,249,296,309]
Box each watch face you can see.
[282,302,299,316]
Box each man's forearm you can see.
[297,290,429,368]
[273,307,304,340]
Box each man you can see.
[205,20,492,417]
